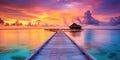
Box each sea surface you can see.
[0,29,120,60]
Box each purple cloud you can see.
[0,0,119,21]
[94,0,120,15]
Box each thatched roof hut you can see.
[69,23,82,29]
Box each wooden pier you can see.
[26,30,96,60]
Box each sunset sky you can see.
[0,0,120,24]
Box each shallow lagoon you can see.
[66,30,120,60]
[0,29,120,60]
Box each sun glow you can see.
[39,13,49,19]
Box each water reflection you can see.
[0,29,54,60]
[84,30,94,49]
[0,29,54,48]
[0,29,120,60]
[65,30,87,48]
[66,30,120,60]
[69,31,81,37]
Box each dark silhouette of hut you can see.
[69,23,82,29]
[0,18,4,24]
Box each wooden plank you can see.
[26,30,96,60]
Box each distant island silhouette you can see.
[0,10,120,26]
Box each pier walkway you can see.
[26,30,95,60]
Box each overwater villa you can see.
[69,23,82,30]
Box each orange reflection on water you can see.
[0,29,54,49]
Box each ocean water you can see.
[0,29,120,60]
[0,29,55,60]
[65,30,120,60]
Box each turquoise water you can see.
[66,30,120,60]
[86,30,120,60]
[0,29,120,60]
[0,29,54,60]
[0,46,30,60]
